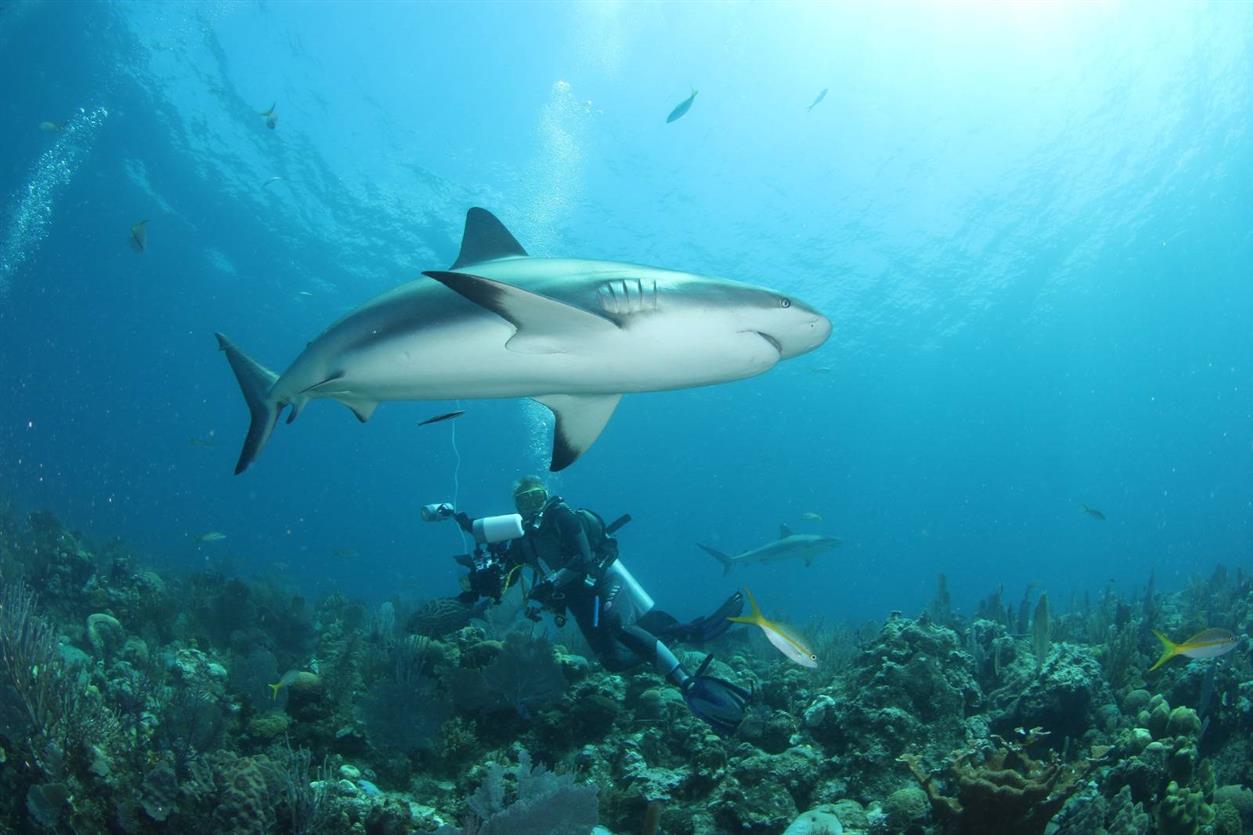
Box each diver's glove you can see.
[529,575,557,605]
[680,654,752,737]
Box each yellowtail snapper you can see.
[728,587,818,668]
[1149,628,1238,671]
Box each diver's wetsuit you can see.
[510,497,668,673]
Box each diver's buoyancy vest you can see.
[521,498,619,575]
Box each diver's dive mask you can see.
[514,485,548,517]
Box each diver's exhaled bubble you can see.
[0,106,109,296]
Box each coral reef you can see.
[0,505,1251,834]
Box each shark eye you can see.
[779,297,792,308]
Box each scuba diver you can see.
[489,475,753,735]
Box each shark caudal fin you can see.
[216,333,280,475]
[697,544,735,576]
[1148,629,1180,672]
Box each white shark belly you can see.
[313,311,779,401]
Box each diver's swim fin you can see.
[644,592,744,644]
[685,592,744,642]
[681,654,751,736]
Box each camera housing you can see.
[421,503,524,546]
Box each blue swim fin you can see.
[681,654,751,736]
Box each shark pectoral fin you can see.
[804,556,813,567]
[450,208,528,269]
[424,271,619,355]
[533,393,622,471]
[337,397,379,423]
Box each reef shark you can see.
[216,208,831,474]
[698,525,841,574]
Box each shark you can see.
[698,525,841,574]
[216,208,831,474]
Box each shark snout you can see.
[795,314,832,354]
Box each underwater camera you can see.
[421,503,527,602]
[420,503,524,545]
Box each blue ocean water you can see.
[1,0,1250,628]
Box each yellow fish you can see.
[197,531,226,543]
[268,669,303,699]
[728,587,818,668]
[1149,628,1238,672]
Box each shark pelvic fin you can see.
[424,270,619,354]
[337,397,379,423]
[215,333,280,475]
[450,208,528,269]
[533,393,622,471]
[286,396,309,424]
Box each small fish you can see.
[1149,628,1238,672]
[189,435,216,447]
[666,89,698,124]
[332,547,358,559]
[728,587,818,668]
[809,366,833,374]
[197,531,227,543]
[806,88,828,112]
[130,219,148,254]
[39,120,65,133]
[260,103,277,130]
[418,409,465,427]
[268,669,304,699]
[261,176,286,188]
[1081,504,1106,521]
[801,512,823,522]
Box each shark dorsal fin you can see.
[779,524,794,539]
[451,208,527,269]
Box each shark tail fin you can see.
[1148,629,1179,672]
[216,332,281,475]
[697,544,734,575]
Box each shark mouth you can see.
[753,331,783,355]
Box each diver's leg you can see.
[618,624,689,685]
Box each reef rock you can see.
[991,642,1110,740]
[783,805,845,835]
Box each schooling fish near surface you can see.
[216,208,831,474]
[698,525,840,575]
